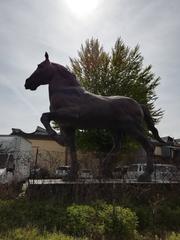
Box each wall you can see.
[28,138,101,175]
[28,138,66,173]
[0,136,32,182]
[27,182,180,203]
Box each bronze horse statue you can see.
[25,52,164,181]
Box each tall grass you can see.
[0,227,87,240]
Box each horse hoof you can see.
[67,170,78,181]
[102,169,113,179]
[138,173,152,182]
[68,175,77,181]
[49,130,57,137]
[53,135,66,146]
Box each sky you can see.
[0,0,179,138]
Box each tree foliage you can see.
[69,38,163,152]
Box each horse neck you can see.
[48,74,81,96]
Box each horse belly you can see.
[76,103,116,128]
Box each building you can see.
[11,126,66,174]
[0,135,32,183]
[3,126,179,180]
[154,136,180,168]
[114,136,180,168]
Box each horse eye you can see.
[38,64,43,69]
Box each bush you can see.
[0,200,138,239]
[98,204,138,240]
[156,206,180,232]
[134,206,153,231]
[0,200,66,232]
[168,232,180,240]
[0,227,87,240]
[65,203,138,240]
[132,204,180,233]
[65,205,96,237]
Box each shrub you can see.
[132,204,180,233]
[156,206,180,232]
[98,204,138,240]
[0,200,66,232]
[0,200,138,239]
[0,227,87,240]
[134,206,153,231]
[65,205,96,237]
[65,203,138,240]
[168,232,180,240]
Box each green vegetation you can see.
[0,228,180,240]
[0,227,86,240]
[0,200,138,240]
[0,199,180,240]
[66,204,138,239]
[168,233,180,240]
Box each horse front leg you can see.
[40,112,66,146]
[41,111,79,180]
[64,128,79,181]
[40,108,79,145]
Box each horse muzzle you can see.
[24,79,37,90]
[24,80,29,89]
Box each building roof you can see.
[175,139,180,144]
[0,134,32,144]
[11,126,52,140]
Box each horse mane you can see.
[53,63,80,86]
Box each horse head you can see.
[25,52,80,91]
[25,52,55,90]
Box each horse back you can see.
[49,88,143,127]
[107,96,144,122]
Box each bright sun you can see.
[66,0,100,18]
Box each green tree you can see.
[69,38,163,152]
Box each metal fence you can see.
[1,150,180,184]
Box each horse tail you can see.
[141,104,165,144]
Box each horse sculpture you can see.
[25,52,164,181]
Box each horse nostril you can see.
[24,80,29,89]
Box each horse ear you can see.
[45,52,49,61]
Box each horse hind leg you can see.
[102,132,122,179]
[130,128,155,182]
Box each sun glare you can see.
[66,0,100,18]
